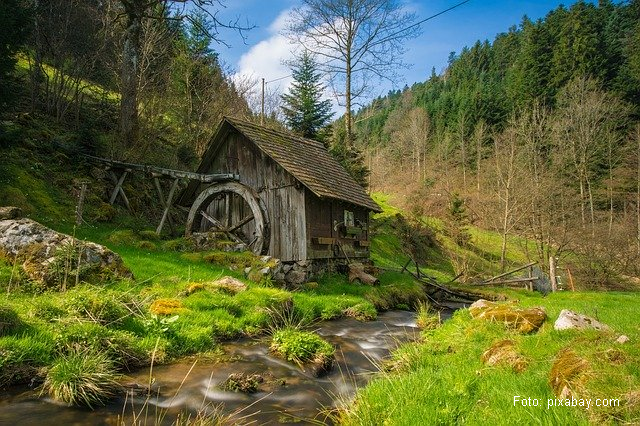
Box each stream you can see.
[0,310,449,425]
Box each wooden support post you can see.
[154,177,175,235]
[108,170,131,211]
[156,178,179,235]
[75,182,87,226]
[566,267,575,291]
[549,256,558,292]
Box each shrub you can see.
[42,349,121,407]
[92,203,116,223]
[0,332,55,387]
[138,230,161,241]
[29,299,66,322]
[0,304,21,336]
[55,323,149,370]
[135,240,157,251]
[270,328,334,366]
[107,230,138,246]
[161,238,193,252]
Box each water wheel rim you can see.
[185,182,270,255]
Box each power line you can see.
[382,0,472,42]
[266,74,291,84]
[262,0,470,86]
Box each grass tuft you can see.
[415,301,440,329]
[42,349,121,407]
[270,328,335,368]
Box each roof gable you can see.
[182,117,381,212]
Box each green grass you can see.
[339,290,640,425]
[270,328,335,365]
[42,349,121,408]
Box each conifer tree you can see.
[280,51,334,140]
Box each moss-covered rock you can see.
[469,299,546,333]
[0,218,132,287]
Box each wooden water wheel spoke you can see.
[228,215,254,233]
[186,182,270,255]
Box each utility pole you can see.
[261,78,265,125]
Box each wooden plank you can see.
[153,177,175,234]
[229,214,254,233]
[356,240,370,247]
[313,237,335,245]
[549,256,558,292]
[200,210,243,244]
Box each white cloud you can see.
[233,8,343,116]
[232,9,297,114]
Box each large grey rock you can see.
[554,309,611,332]
[0,218,132,286]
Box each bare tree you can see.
[117,0,252,149]
[552,76,627,234]
[285,0,420,143]
[491,121,529,270]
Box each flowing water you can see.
[0,310,449,425]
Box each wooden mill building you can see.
[177,117,381,264]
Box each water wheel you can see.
[185,182,270,255]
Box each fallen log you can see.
[348,263,379,286]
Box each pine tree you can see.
[280,51,334,140]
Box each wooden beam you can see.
[549,256,558,292]
[156,178,180,235]
[482,261,538,284]
[75,182,87,226]
[200,210,243,244]
[85,155,239,183]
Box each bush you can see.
[106,230,138,246]
[42,349,121,407]
[343,302,377,321]
[270,328,334,366]
[92,203,116,223]
[0,304,21,336]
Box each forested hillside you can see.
[355,0,640,287]
[1,0,251,169]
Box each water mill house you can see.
[177,117,381,276]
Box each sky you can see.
[208,0,586,111]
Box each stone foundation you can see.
[245,257,369,288]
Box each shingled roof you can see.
[182,117,381,212]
